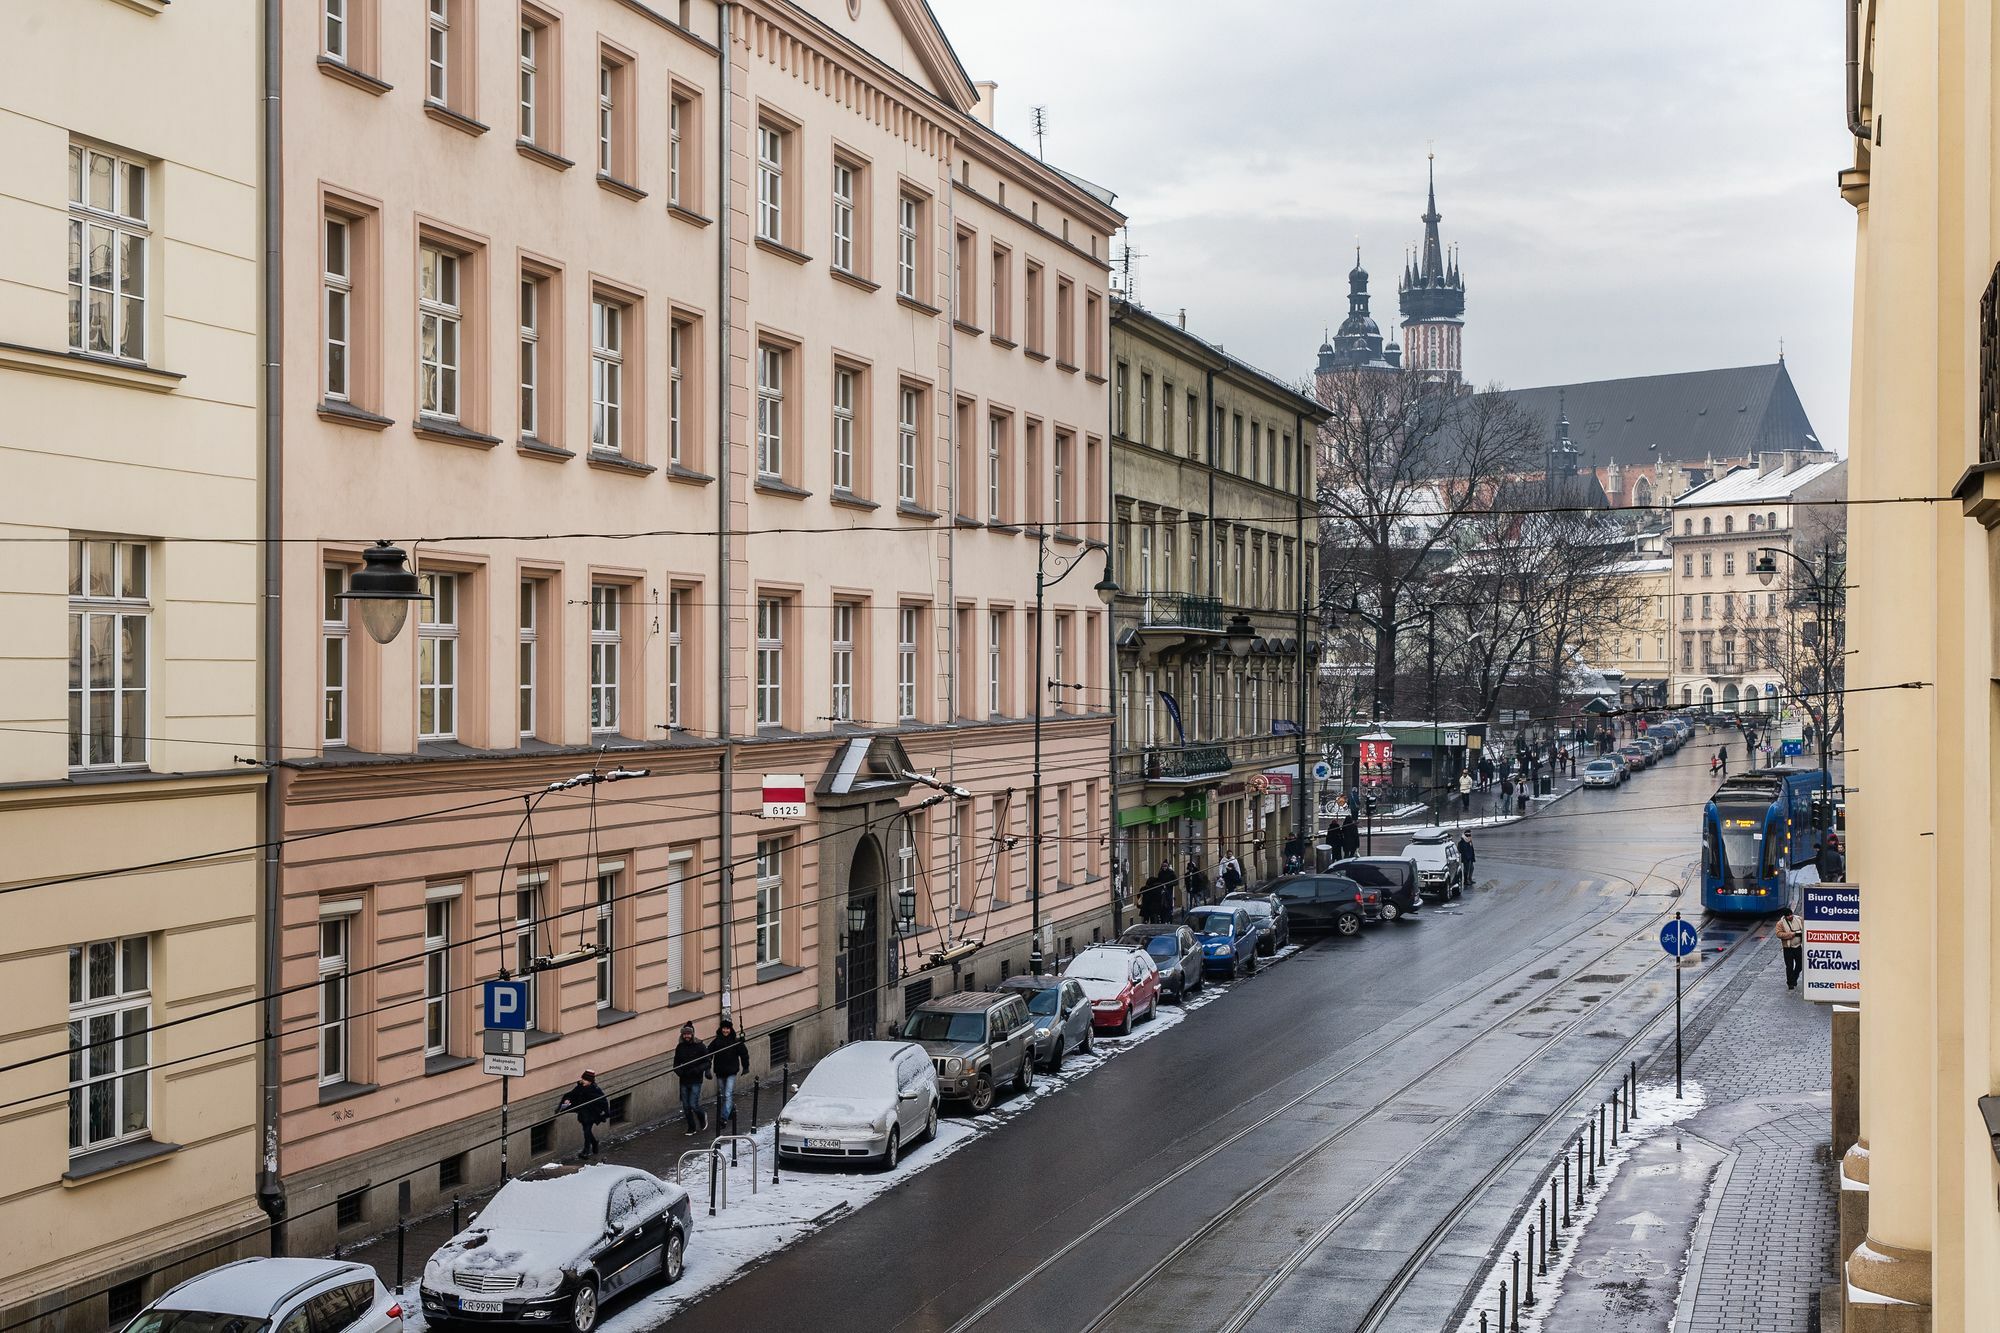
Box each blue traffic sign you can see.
[484,979,530,1030]
[1660,918,1699,958]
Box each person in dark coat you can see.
[707,1018,750,1127]
[1815,833,1846,882]
[1220,854,1246,894]
[673,1022,710,1133]
[1340,813,1359,859]
[555,1069,609,1158]
[1186,857,1212,908]
[1457,832,1476,887]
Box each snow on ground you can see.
[400,945,1300,1331]
[1451,1081,1710,1333]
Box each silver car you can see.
[776,1040,939,1170]
[127,1259,402,1333]
[998,974,1096,1072]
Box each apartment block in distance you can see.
[271,0,1122,1251]
[0,2,267,1329]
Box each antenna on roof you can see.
[1778,336,1786,364]
[1114,227,1145,303]
[1030,105,1049,161]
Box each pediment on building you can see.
[788,0,978,112]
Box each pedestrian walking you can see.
[1457,831,1476,886]
[707,1017,749,1128]
[674,1022,710,1133]
[1775,906,1806,990]
[1716,745,1729,776]
[1500,773,1514,802]
[554,1068,609,1158]
[1220,852,1245,895]
[1458,771,1473,813]
[1186,856,1212,907]
[1816,833,1846,881]
[1340,813,1359,860]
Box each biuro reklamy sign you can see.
[1802,884,1860,1003]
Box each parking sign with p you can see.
[484,978,530,1031]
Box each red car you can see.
[1062,945,1161,1036]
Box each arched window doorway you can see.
[845,834,886,1043]
[1633,477,1654,508]
[1701,686,1715,712]
[1722,684,1740,712]
[1682,686,1693,706]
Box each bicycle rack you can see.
[675,1136,761,1213]
[709,1135,759,1193]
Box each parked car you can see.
[1327,856,1423,922]
[1184,904,1261,977]
[1605,750,1632,780]
[997,974,1095,1071]
[1268,873,1375,937]
[902,992,1037,1112]
[1633,736,1663,764]
[1063,944,1162,1035]
[126,1259,402,1333]
[1402,826,1465,900]
[775,1039,938,1169]
[420,1164,690,1332]
[1221,891,1292,953]
[1118,923,1205,1000]
[1617,743,1652,771]
[1582,758,1624,788]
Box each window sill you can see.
[987,521,1023,535]
[586,449,659,477]
[1021,526,1047,539]
[667,463,715,485]
[668,203,713,228]
[897,501,941,521]
[597,172,648,202]
[1085,371,1108,385]
[424,1054,477,1077]
[829,267,881,294]
[755,236,813,266]
[596,1007,638,1029]
[829,489,880,512]
[318,56,393,96]
[62,1137,180,1186]
[0,340,184,393]
[106,0,172,14]
[1055,359,1080,375]
[898,295,943,318]
[516,139,574,171]
[525,1028,562,1049]
[952,319,984,337]
[424,100,490,137]
[415,417,502,449]
[1052,531,1082,546]
[1023,348,1051,363]
[953,514,982,529]
[518,437,574,462]
[756,962,806,985]
[753,477,812,500]
[318,399,395,431]
[667,989,706,1007]
[989,334,1018,350]
[318,1080,378,1107]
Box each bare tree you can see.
[1762,505,1847,774]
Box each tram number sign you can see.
[1659,918,1699,959]
[762,774,807,819]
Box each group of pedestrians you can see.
[1138,852,1243,922]
[553,1015,752,1158]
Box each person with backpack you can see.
[707,1017,750,1129]
[673,1022,710,1133]
[554,1068,609,1159]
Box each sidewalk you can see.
[1371,772,1586,837]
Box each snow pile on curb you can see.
[1452,1081,1709,1333]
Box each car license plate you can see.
[459,1299,504,1314]
[806,1137,842,1149]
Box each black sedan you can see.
[421,1163,691,1331]
[1268,873,1376,937]
[1221,891,1292,954]
[1117,923,1205,1000]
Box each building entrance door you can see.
[847,836,884,1044]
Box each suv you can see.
[1268,873,1376,936]
[1327,856,1423,922]
[124,1259,402,1333]
[1403,827,1465,900]
[901,991,1036,1113]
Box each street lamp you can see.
[1031,538,1118,972]
[338,540,426,644]
[1224,612,1256,659]
[1753,544,1837,785]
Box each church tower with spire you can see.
[1315,249,1402,379]
[1399,154,1467,385]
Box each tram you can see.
[1700,766,1832,914]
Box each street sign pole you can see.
[1673,912,1685,1099]
[501,1073,511,1180]
[1657,913,1697,1099]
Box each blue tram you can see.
[1700,766,1832,914]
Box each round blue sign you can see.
[1660,919,1699,958]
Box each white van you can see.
[1403,827,1465,900]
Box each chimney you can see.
[1759,452,1783,476]
[971,81,998,128]
[1177,308,1187,330]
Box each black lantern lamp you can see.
[1093,559,1121,606]
[338,540,427,644]
[1224,613,1256,659]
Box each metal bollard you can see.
[1511,1251,1520,1325]
[1482,1313,1489,1333]
[774,1063,789,1186]
[708,1147,719,1217]
[1563,1152,1572,1226]
[751,1078,761,1130]
[1612,1089,1621,1147]
[1598,1103,1608,1166]
[1539,1200,1550,1274]
[452,1194,461,1235]
[1587,1125,1597,1187]
[1550,1177,1561,1247]
[396,1219,406,1291]
[1498,1282,1508,1333]
[1524,1227,1536,1307]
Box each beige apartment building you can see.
[1109,301,1326,889]
[268,0,1121,1251]
[1665,454,1845,716]
[0,2,268,1329]
[1590,542,1670,707]
[1838,3,2000,1327]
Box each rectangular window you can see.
[755,840,784,964]
[988,414,1006,522]
[1084,290,1102,375]
[1053,614,1069,707]
[1701,594,1712,620]
[990,244,1011,340]
[513,882,541,1029]
[427,0,452,103]
[417,571,458,740]
[1724,553,1737,576]
[1114,363,1129,437]
[756,123,784,243]
[597,57,615,174]
[832,365,856,493]
[317,918,349,1085]
[898,194,921,300]
[1022,419,1041,530]
[1052,432,1069,531]
[898,385,921,505]
[519,272,542,438]
[518,579,538,738]
[1139,373,1152,444]
[667,586,686,729]
[323,565,349,746]
[594,863,619,1010]
[1056,277,1075,364]
[954,229,975,322]
[68,539,149,770]
[417,244,461,421]
[669,95,687,205]
[756,596,784,727]
[756,344,785,479]
[898,605,920,721]
[988,610,1005,716]
[67,143,148,361]
[830,602,855,722]
[518,20,540,142]
[590,584,620,731]
[68,936,150,1153]
[1232,414,1244,474]
[591,296,624,453]
[324,217,352,399]
[1024,262,1044,355]
[325,0,349,60]
[832,161,856,273]
[668,318,687,465]
[423,899,450,1056]
[665,857,690,992]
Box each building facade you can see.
[0,3,268,1328]
[271,0,1121,1252]
[1664,455,1844,715]
[1591,547,1671,706]
[1109,301,1325,893]
[1398,156,1466,385]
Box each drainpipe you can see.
[1293,409,1309,854]
[1203,366,1218,868]
[1845,0,1872,142]
[714,3,736,1013]
[256,0,286,1231]
[1105,302,1125,935]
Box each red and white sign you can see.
[1357,732,1394,787]
[762,774,807,820]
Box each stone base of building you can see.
[1832,1004,1860,1157]
[0,1206,270,1333]
[1839,1141,1870,1269]
[1842,1238,1932,1333]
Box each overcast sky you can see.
[929,0,1857,451]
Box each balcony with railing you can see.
[1119,742,1232,786]
[1136,592,1223,632]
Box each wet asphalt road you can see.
[655,743,1741,1333]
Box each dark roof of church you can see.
[1495,362,1822,469]
[1492,469,1610,514]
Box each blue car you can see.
[1185,904,1261,978]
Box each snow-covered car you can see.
[1401,827,1465,900]
[776,1039,938,1169]
[1063,944,1161,1034]
[123,1258,402,1333]
[420,1163,690,1332]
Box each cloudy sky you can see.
[929,0,1858,450]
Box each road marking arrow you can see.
[1618,1210,1667,1241]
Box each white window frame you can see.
[317,916,350,1086]
[427,0,451,104]
[897,193,919,299]
[756,596,784,727]
[830,602,854,722]
[988,610,1004,716]
[668,320,685,465]
[755,840,783,964]
[590,584,621,732]
[987,415,1004,521]
[325,0,348,61]
[832,365,856,493]
[898,385,920,504]
[1053,615,1067,701]
[667,587,685,729]
[597,57,616,175]
[897,605,919,721]
[756,123,783,243]
[68,539,149,770]
[417,571,458,740]
[519,20,539,142]
[831,161,855,273]
[513,878,543,1030]
[324,216,352,400]
[665,855,690,992]
[594,862,619,1010]
[518,579,537,738]
[1052,434,1067,529]
[756,344,784,478]
[324,565,349,746]
[591,296,624,453]
[423,898,451,1056]
[68,935,151,1154]
[519,273,541,438]
[668,97,684,205]
[67,144,149,361]
[417,244,461,421]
